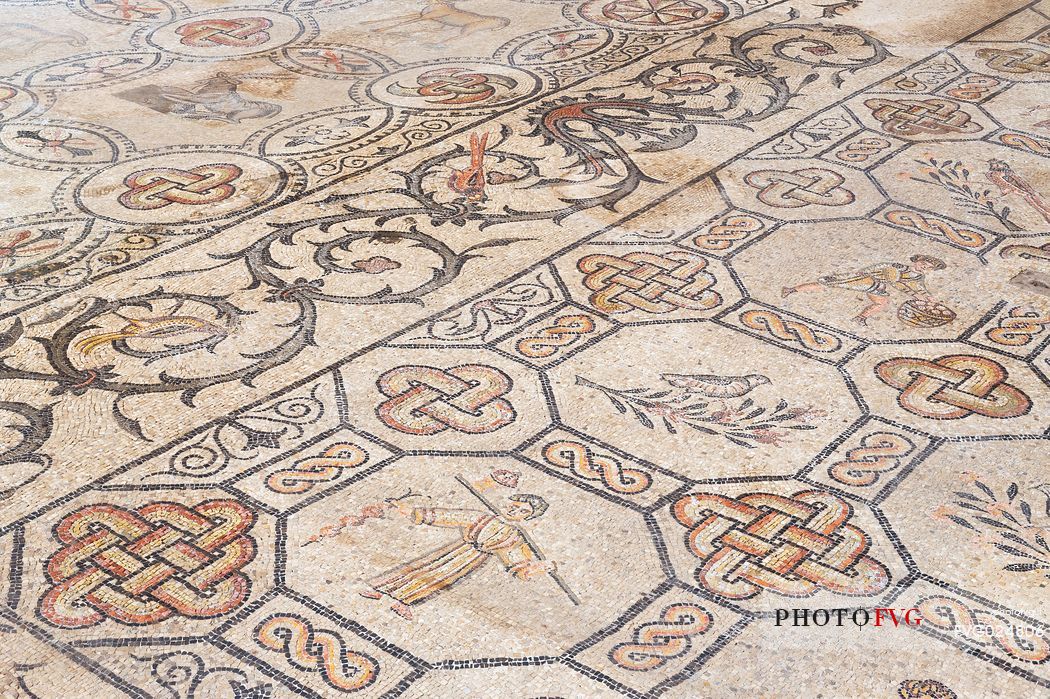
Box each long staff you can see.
[454,474,581,606]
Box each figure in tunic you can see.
[360,493,554,619]
[781,254,946,326]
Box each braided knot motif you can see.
[999,132,1050,155]
[985,306,1050,347]
[515,314,596,358]
[175,17,273,48]
[744,167,855,208]
[864,98,982,136]
[255,614,379,693]
[883,210,985,248]
[266,443,369,494]
[917,595,1050,663]
[875,354,1031,420]
[739,309,841,353]
[542,439,652,494]
[975,47,1050,74]
[946,75,1000,101]
[671,489,890,600]
[118,164,242,210]
[828,431,915,487]
[40,499,256,628]
[376,364,516,435]
[835,137,892,163]
[692,214,764,251]
[577,250,720,314]
[609,603,712,671]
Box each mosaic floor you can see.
[0,0,1049,697]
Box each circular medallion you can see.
[274,45,391,80]
[367,63,540,112]
[147,10,304,59]
[578,0,729,31]
[508,28,615,66]
[73,0,177,24]
[0,82,37,122]
[0,122,123,168]
[73,151,291,226]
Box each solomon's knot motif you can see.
[744,168,855,208]
[609,603,712,671]
[376,364,515,435]
[577,250,720,314]
[118,164,243,210]
[390,67,517,106]
[875,354,1031,420]
[175,17,273,47]
[255,614,379,693]
[864,98,982,137]
[671,489,891,599]
[40,499,256,628]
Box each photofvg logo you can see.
[774,607,923,628]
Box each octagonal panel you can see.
[285,455,663,661]
[733,219,1001,340]
[881,439,1050,623]
[16,488,275,643]
[547,323,859,479]
[874,140,1050,234]
[849,343,1047,436]
[653,479,909,613]
[716,157,884,221]
[337,346,550,451]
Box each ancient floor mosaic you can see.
[0,0,1048,697]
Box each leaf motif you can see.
[993,543,1036,559]
[952,491,983,502]
[1020,500,1032,523]
[631,404,654,430]
[1007,483,1019,501]
[1004,563,1042,572]
[975,481,996,499]
[974,515,1013,530]
[998,531,1037,550]
[945,515,976,531]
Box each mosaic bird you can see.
[660,372,771,398]
[74,315,227,355]
[987,159,1050,224]
[448,132,490,202]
